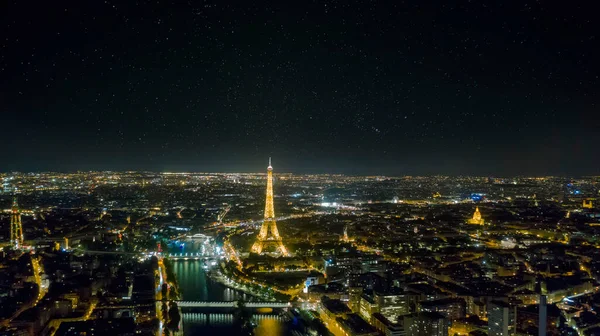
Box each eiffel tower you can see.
[11,197,24,249]
[251,158,289,256]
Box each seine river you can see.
[172,260,287,336]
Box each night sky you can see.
[1,1,598,175]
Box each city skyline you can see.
[1,163,599,335]
[1,1,599,175]
[3,2,600,336]
[1,165,599,178]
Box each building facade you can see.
[488,300,517,336]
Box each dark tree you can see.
[167,301,181,331]
[161,283,168,300]
[233,298,254,335]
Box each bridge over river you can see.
[176,301,290,308]
[173,259,290,335]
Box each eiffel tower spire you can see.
[264,158,275,220]
[252,159,289,256]
[11,197,24,249]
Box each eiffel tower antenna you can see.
[251,158,289,256]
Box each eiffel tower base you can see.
[251,239,289,256]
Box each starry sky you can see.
[1,1,598,175]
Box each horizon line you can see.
[0,170,597,179]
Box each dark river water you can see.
[172,260,287,336]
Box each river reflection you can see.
[172,260,288,336]
[254,317,285,336]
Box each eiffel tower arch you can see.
[251,158,289,256]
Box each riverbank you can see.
[162,258,181,299]
[207,267,271,301]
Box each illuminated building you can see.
[325,253,385,285]
[403,312,448,336]
[10,197,24,249]
[467,207,485,225]
[371,289,420,321]
[251,158,289,256]
[359,294,378,321]
[540,277,593,303]
[500,237,517,249]
[303,275,320,294]
[371,313,405,336]
[488,300,516,336]
[419,298,466,320]
[583,199,594,209]
[348,286,364,312]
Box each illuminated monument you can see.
[341,225,353,242]
[251,158,289,256]
[341,225,349,242]
[468,206,485,225]
[10,197,24,249]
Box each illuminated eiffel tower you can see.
[341,225,349,242]
[10,197,24,249]
[251,158,289,256]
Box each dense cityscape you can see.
[2,1,599,335]
[0,161,599,335]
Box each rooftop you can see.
[338,313,378,335]
[321,297,351,315]
[419,297,465,307]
